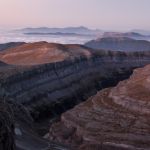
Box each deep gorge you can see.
[1,43,150,149]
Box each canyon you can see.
[0,42,150,149]
[49,64,150,150]
[0,42,150,120]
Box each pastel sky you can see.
[0,0,150,30]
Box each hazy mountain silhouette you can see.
[131,29,150,35]
[85,36,150,51]
[18,26,102,35]
[102,31,150,40]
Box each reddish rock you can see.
[0,42,92,65]
[49,64,150,150]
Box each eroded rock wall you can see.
[0,54,150,120]
[49,64,150,150]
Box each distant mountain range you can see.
[24,32,93,37]
[18,26,102,36]
[16,26,150,39]
[101,32,150,40]
[85,36,150,51]
[131,29,150,36]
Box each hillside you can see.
[49,64,150,150]
[85,37,150,51]
[0,42,150,150]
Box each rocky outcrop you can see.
[85,37,150,51]
[49,64,150,150]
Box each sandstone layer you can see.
[0,42,150,121]
[0,42,150,150]
[49,64,150,150]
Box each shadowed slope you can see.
[0,42,150,150]
[0,100,15,150]
[0,42,25,51]
[85,37,150,51]
[0,42,69,65]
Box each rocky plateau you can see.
[0,41,150,149]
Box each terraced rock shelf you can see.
[0,42,150,150]
[49,64,150,150]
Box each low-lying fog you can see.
[0,30,96,44]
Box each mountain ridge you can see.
[17,26,102,35]
[0,42,150,150]
[85,36,150,51]
[49,64,150,150]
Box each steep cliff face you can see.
[0,42,150,150]
[49,64,150,150]
[85,37,150,51]
[0,42,150,121]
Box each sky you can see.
[0,0,150,31]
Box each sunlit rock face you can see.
[0,42,92,65]
[49,64,150,150]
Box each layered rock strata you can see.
[0,42,150,121]
[0,42,150,150]
[49,64,150,150]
